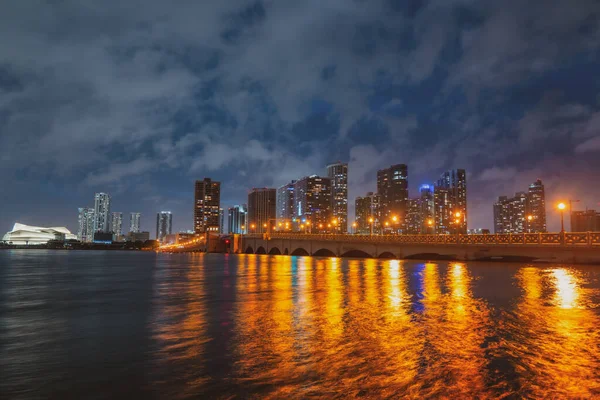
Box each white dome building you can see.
[2,223,77,245]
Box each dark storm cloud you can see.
[0,0,599,233]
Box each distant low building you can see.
[164,232,196,244]
[2,223,77,245]
[93,231,113,244]
[127,231,150,242]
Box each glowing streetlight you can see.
[558,202,566,232]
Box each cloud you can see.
[477,167,518,182]
[575,136,600,154]
[85,158,155,186]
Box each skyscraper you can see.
[434,169,467,234]
[493,192,528,233]
[77,207,95,242]
[129,212,141,233]
[247,188,277,234]
[228,205,247,234]
[93,192,111,232]
[110,212,123,236]
[493,180,547,234]
[156,211,173,242]
[571,210,600,232]
[527,179,547,233]
[276,181,296,224]
[194,178,221,234]
[405,198,422,234]
[294,176,332,233]
[355,192,380,235]
[377,164,408,232]
[327,162,348,233]
[420,184,435,233]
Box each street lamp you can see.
[427,218,434,234]
[368,217,374,236]
[352,222,357,234]
[558,202,566,232]
[526,215,533,233]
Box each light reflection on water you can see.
[1,251,600,399]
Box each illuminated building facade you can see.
[355,192,380,234]
[247,188,276,234]
[78,207,95,242]
[377,164,408,232]
[194,178,221,234]
[434,169,467,234]
[293,176,332,233]
[156,211,173,242]
[228,205,247,234]
[327,162,348,233]
[93,192,111,233]
[129,212,141,233]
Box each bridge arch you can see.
[378,252,397,259]
[256,246,267,254]
[313,248,337,257]
[341,249,373,259]
[291,248,310,256]
[268,247,281,255]
[245,246,254,254]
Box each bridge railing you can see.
[242,232,600,247]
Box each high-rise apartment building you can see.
[434,169,467,234]
[276,181,296,224]
[247,188,277,234]
[194,178,221,234]
[93,192,111,232]
[355,192,380,235]
[571,210,600,232]
[327,162,348,233]
[228,205,247,234]
[493,180,547,234]
[293,176,332,233]
[405,198,422,234]
[129,212,141,233]
[377,164,408,232]
[419,184,435,233]
[527,179,547,233]
[156,211,173,242]
[219,208,224,234]
[110,212,123,236]
[77,207,95,242]
[493,192,528,234]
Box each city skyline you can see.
[1,1,599,235]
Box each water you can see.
[1,250,600,399]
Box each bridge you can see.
[238,232,600,264]
[158,232,600,264]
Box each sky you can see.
[1,0,600,236]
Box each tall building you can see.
[110,212,123,236]
[420,184,435,233]
[527,179,547,233]
[129,212,141,233]
[228,205,247,234]
[93,192,111,232]
[571,210,600,232]
[77,207,95,242]
[247,188,277,234]
[156,211,173,242]
[355,192,380,235]
[405,198,422,234]
[327,162,348,233]
[493,192,528,234]
[434,169,467,234]
[194,178,221,234]
[219,208,225,234]
[493,180,547,234]
[377,164,408,231]
[276,181,296,224]
[294,176,332,233]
